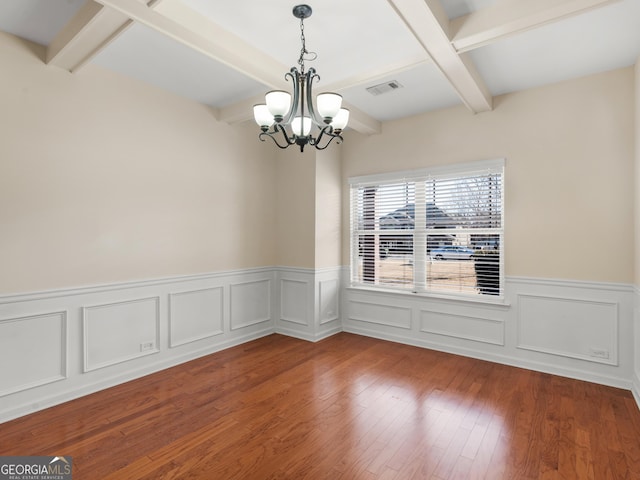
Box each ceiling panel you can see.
[469,0,640,96]
[91,22,266,108]
[440,0,498,19]
[342,63,462,122]
[0,0,85,45]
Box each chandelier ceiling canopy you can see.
[253,4,349,152]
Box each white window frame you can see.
[349,158,505,301]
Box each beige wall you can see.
[342,68,635,284]
[2,27,636,292]
[0,32,277,293]
[274,144,343,270]
[315,147,342,268]
[275,147,316,268]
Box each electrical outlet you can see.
[589,348,609,359]
[140,341,155,352]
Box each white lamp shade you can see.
[330,108,349,130]
[316,93,342,119]
[265,90,292,118]
[253,104,274,127]
[292,116,312,136]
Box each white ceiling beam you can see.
[47,0,165,73]
[341,102,383,136]
[451,0,621,53]
[47,0,129,72]
[217,95,265,126]
[386,0,492,114]
[92,0,288,88]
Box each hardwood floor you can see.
[2,333,639,479]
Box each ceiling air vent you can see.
[366,80,403,96]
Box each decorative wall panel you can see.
[420,309,504,345]
[83,297,160,372]
[348,299,412,330]
[280,279,309,325]
[230,279,271,330]
[319,279,339,324]
[169,287,224,347]
[0,312,67,396]
[518,294,618,365]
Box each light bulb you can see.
[292,116,312,136]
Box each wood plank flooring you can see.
[1,333,639,479]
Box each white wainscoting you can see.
[169,287,224,347]
[275,267,342,342]
[83,297,160,372]
[420,309,504,346]
[517,294,618,366]
[343,272,636,392]
[280,278,309,326]
[319,277,340,325]
[3,268,638,422]
[349,298,413,330]
[0,268,277,423]
[230,279,272,330]
[634,288,640,410]
[0,311,67,397]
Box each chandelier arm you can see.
[311,124,327,145]
[258,132,288,149]
[304,68,325,127]
[259,124,296,149]
[310,126,342,150]
[282,68,300,126]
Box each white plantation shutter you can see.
[350,159,504,298]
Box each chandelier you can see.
[253,4,349,152]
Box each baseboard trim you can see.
[633,373,640,413]
[275,325,342,343]
[343,326,632,391]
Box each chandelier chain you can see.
[297,17,317,74]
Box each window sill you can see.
[346,284,511,308]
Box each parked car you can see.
[431,245,475,260]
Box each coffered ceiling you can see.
[1,0,639,135]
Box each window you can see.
[349,159,504,298]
